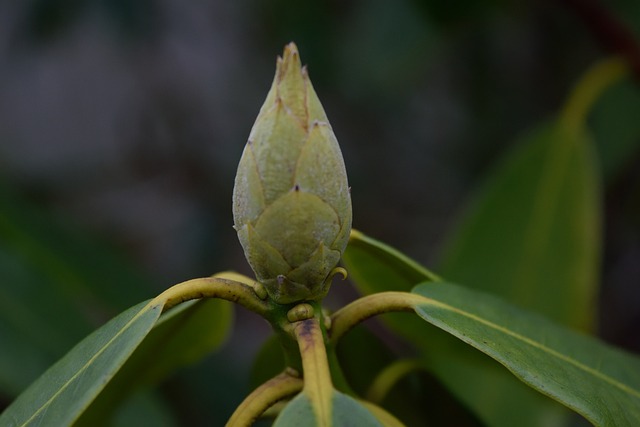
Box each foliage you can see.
[2,22,640,427]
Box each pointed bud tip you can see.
[285,41,298,53]
[276,42,303,82]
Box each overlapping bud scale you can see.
[232,43,352,304]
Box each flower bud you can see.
[232,42,352,304]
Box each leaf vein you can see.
[20,301,160,427]
[418,298,640,399]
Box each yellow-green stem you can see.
[560,57,628,134]
[329,292,425,345]
[152,273,269,316]
[226,370,303,427]
[366,359,424,404]
[294,317,334,426]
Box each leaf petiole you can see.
[329,291,426,345]
[560,57,628,134]
[365,359,424,404]
[152,272,270,316]
[226,370,303,426]
[294,317,334,426]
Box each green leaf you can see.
[121,298,232,387]
[344,229,440,293]
[343,230,569,427]
[273,390,384,427]
[439,122,600,332]
[273,392,315,427]
[433,120,601,424]
[331,392,384,426]
[412,282,640,426]
[0,301,161,427]
[421,339,561,427]
[75,298,233,426]
[1,292,234,427]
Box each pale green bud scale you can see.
[232,42,352,304]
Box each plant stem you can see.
[329,292,425,345]
[294,317,334,426]
[561,0,640,78]
[560,57,628,133]
[365,359,424,404]
[226,370,303,426]
[151,273,270,316]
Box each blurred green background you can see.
[1,0,639,425]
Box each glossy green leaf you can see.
[76,298,233,426]
[412,282,640,426]
[344,229,440,293]
[433,120,600,424]
[121,298,231,387]
[1,293,234,427]
[343,230,569,427]
[421,339,562,427]
[439,122,600,332]
[0,301,161,427]
[273,390,384,427]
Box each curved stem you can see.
[561,0,640,79]
[560,57,628,133]
[366,359,424,404]
[294,317,334,426]
[226,370,303,427]
[214,271,269,299]
[329,292,425,345]
[151,273,270,317]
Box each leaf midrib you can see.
[20,301,160,427]
[414,295,640,399]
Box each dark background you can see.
[1,0,639,425]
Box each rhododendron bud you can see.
[232,42,352,304]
